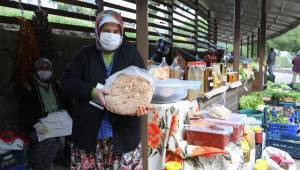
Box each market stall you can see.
[147,54,259,170]
[147,100,251,170]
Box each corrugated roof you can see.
[198,0,300,42]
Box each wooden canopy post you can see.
[136,0,149,169]
[257,27,260,58]
[233,0,241,72]
[240,38,243,57]
[251,32,254,58]
[259,0,266,90]
[247,35,249,58]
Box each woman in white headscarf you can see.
[61,10,148,169]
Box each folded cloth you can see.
[34,110,72,142]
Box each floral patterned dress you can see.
[70,138,142,170]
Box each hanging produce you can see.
[16,18,39,86]
[32,9,53,60]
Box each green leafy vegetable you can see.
[239,93,264,109]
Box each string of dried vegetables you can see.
[32,9,53,60]
[16,17,39,86]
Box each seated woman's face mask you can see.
[37,70,53,81]
[100,32,122,51]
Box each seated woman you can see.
[19,58,64,170]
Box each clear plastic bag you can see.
[148,57,170,80]
[262,146,296,170]
[207,104,232,120]
[105,66,155,91]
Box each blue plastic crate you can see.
[266,133,300,159]
[10,164,25,170]
[268,123,298,134]
[0,151,24,170]
[295,109,300,122]
[278,102,296,108]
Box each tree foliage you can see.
[267,25,300,53]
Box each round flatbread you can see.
[105,75,153,115]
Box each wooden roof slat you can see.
[148,13,172,24]
[51,0,97,9]
[0,1,95,21]
[148,5,172,16]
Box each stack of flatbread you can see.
[105,75,154,115]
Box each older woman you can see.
[61,10,148,169]
[19,58,63,170]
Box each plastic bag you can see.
[148,57,170,80]
[104,66,155,115]
[105,66,155,91]
[207,104,232,120]
[262,146,296,170]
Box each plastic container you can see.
[202,113,247,143]
[239,109,263,121]
[185,124,233,149]
[165,161,182,170]
[152,79,201,103]
[254,159,268,170]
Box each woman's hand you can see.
[95,88,110,110]
[131,104,153,116]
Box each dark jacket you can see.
[19,80,64,133]
[267,51,276,65]
[60,43,145,153]
[292,55,300,73]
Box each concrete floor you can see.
[274,71,294,84]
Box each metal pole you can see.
[233,0,241,72]
[259,0,266,90]
[251,32,254,58]
[136,1,148,169]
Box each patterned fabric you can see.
[29,138,59,170]
[71,138,142,170]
